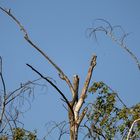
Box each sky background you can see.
[0,0,140,139]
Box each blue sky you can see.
[0,0,140,139]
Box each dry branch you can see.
[71,75,79,107]
[0,6,75,97]
[0,56,43,135]
[87,19,140,71]
[0,56,6,124]
[75,55,97,116]
[0,7,98,139]
[26,63,74,117]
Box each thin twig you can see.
[5,78,42,105]
[43,121,69,140]
[82,123,106,140]
[88,19,140,71]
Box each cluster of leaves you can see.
[86,81,140,139]
[0,128,36,140]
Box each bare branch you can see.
[0,6,75,97]
[3,113,14,136]
[5,78,42,105]
[0,56,6,96]
[77,107,88,125]
[26,63,74,118]
[0,56,6,124]
[0,59,43,135]
[81,122,106,140]
[75,55,97,114]
[43,121,69,140]
[88,19,140,71]
[0,7,28,37]
[71,75,79,107]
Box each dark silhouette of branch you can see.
[5,78,42,105]
[26,63,74,118]
[82,123,106,140]
[43,121,69,140]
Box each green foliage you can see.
[0,128,37,140]
[86,81,140,139]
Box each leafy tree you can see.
[86,81,140,139]
[0,128,36,140]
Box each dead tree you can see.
[0,7,97,140]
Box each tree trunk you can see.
[69,118,79,140]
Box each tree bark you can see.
[69,55,97,140]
